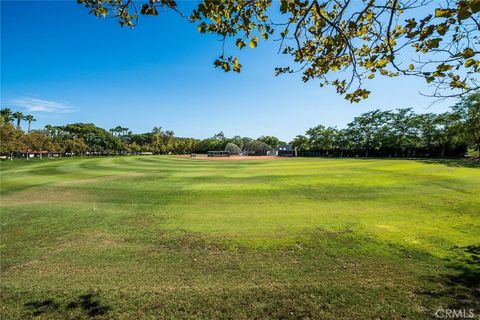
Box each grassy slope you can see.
[0,157,479,319]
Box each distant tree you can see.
[231,135,245,149]
[305,125,338,155]
[434,112,464,157]
[12,111,25,129]
[58,123,123,153]
[1,108,14,123]
[452,92,480,156]
[386,108,417,157]
[334,129,353,157]
[127,142,142,154]
[213,132,226,141]
[25,131,51,159]
[257,135,281,149]
[348,110,389,157]
[25,115,36,132]
[63,138,89,156]
[292,135,309,151]
[0,119,24,159]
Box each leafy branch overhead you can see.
[77,0,479,102]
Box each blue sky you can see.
[1,1,454,141]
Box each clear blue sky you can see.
[1,1,454,141]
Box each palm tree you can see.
[25,115,36,132]
[1,108,14,122]
[12,111,25,129]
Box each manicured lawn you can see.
[1,156,479,319]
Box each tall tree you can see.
[347,110,388,157]
[305,125,338,154]
[25,115,36,132]
[452,92,480,156]
[292,135,310,151]
[387,108,417,157]
[1,108,14,123]
[12,111,25,129]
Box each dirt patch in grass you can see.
[1,173,147,206]
[177,155,288,161]
[7,231,124,272]
[1,186,95,206]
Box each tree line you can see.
[1,93,479,159]
[293,93,479,158]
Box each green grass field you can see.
[1,156,479,319]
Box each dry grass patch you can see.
[1,186,95,207]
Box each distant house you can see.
[277,144,296,157]
[278,144,293,151]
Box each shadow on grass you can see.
[420,245,480,311]
[25,291,110,318]
[343,157,480,168]
[24,299,60,317]
[416,159,480,168]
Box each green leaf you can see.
[426,38,441,49]
[470,0,480,13]
[436,64,452,73]
[465,59,476,68]
[222,62,230,72]
[197,22,207,33]
[249,36,258,48]
[236,38,246,49]
[463,48,475,58]
[434,8,455,18]
[436,23,447,35]
[457,6,471,20]
[232,57,242,73]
